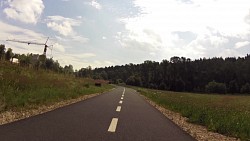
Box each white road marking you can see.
[108,118,118,132]
[116,106,121,112]
[119,100,123,104]
[123,88,125,95]
[121,97,123,100]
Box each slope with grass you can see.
[0,61,113,113]
[135,87,250,141]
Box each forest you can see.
[91,55,250,94]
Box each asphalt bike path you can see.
[0,87,195,141]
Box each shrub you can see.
[240,83,250,94]
[205,81,226,94]
[158,82,167,90]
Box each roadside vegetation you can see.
[135,87,250,140]
[0,61,113,112]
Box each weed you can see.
[0,62,113,112]
[135,87,250,140]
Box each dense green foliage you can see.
[135,87,250,140]
[0,44,74,73]
[92,55,250,94]
[0,61,112,112]
[205,81,226,94]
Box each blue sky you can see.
[1,0,250,69]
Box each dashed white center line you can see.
[107,88,125,133]
[108,118,118,132]
[116,106,121,112]
[123,88,125,95]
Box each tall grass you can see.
[0,61,113,112]
[136,87,250,140]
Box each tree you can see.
[45,58,54,70]
[159,81,167,90]
[175,77,185,92]
[18,54,31,66]
[0,44,5,60]
[76,66,93,78]
[126,76,135,86]
[205,81,226,94]
[64,65,74,74]
[100,70,108,80]
[5,48,13,61]
[92,55,250,94]
[52,60,61,72]
[240,83,250,94]
[228,80,239,94]
[170,56,181,63]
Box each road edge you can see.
[0,88,114,125]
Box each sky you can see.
[0,0,250,70]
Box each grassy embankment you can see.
[135,87,250,140]
[0,61,113,112]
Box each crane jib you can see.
[6,37,52,56]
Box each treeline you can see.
[0,44,74,74]
[2,43,250,94]
[90,55,250,94]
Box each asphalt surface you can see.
[0,87,196,141]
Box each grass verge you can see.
[0,61,113,112]
[134,87,250,141]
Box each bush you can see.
[126,76,135,85]
[240,83,250,94]
[205,81,226,94]
[159,82,167,90]
[126,75,142,86]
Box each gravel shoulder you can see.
[141,94,240,141]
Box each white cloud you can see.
[150,52,156,56]
[76,16,82,19]
[71,36,89,43]
[74,53,96,59]
[51,52,113,69]
[3,0,44,24]
[235,41,250,49]
[46,16,89,43]
[245,10,250,25]
[89,0,102,10]
[54,35,89,44]
[102,36,107,40]
[46,16,81,36]
[118,0,250,59]
[116,28,163,51]
[1,0,7,7]
[53,43,65,53]
[93,60,115,68]
[177,0,193,4]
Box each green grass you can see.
[0,61,113,112]
[134,87,250,141]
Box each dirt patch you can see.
[141,95,240,141]
[0,93,100,125]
